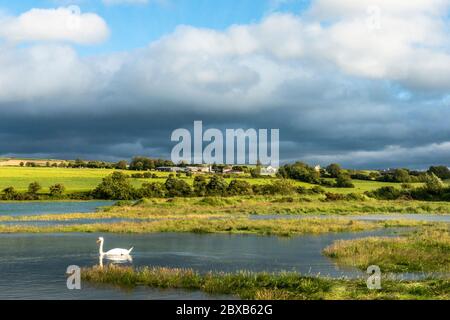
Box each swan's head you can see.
[96,237,104,244]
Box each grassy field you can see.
[324,226,450,273]
[82,265,450,300]
[0,166,421,193]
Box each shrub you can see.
[93,172,136,200]
[261,179,296,195]
[324,192,346,201]
[193,176,208,197]
[227,180,253,196]
[28,181,42,195]
[366,186,402,200]
[165,176,192,197]
[49,184,65,197]
[139,182,166,198]
[206,176,228,196]
[335,174,355,188]
[2,187,18,200]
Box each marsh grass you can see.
[0,217,436,235]
[323,226,450,273]
[2,196,450,224]
[82,265,450,300]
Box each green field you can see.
[0,167,418,194]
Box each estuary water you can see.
[0,230,401,300]
[0,201,115,217]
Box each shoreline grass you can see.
[323,226,450,273]
[0,217,438,235]
[81,265,450,300]
[2,196,450,223]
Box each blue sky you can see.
[0,0,311,55]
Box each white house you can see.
[260,166,278,176]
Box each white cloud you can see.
[1,1,450,166]
[0,7,109,45]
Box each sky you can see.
[1,0,450,169]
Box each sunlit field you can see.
[0,167,421,194]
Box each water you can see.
[0,230,403,300]
[0,201,115,217]
[249,214,450,223]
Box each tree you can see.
[423,173,445,192]
[28,181,42,195]
[19,162,24,167]
[49,184,65,197]
[139,182,166,198]
[164,176,192,197]
[326,163,342,178]
[277,162,320,183]
[115,160,128,170]
[393,169,411,183]
[3,187,18,200]
[428,166,450,180]
[193,176,208,197]
[93,172,136,200]
[227,180,253,196]
[335,174,355,188]
[206,176,228,196]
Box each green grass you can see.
[2,195,450,223]
[323,226,450,273]
[0,217,437,235]
[82,265,450,300]
[0,166,420,194]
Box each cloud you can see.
[102,0,150,5]
[0,7,109,45]
[0,1,450,168]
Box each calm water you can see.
[0,230,405,300]
[0,201,115,217]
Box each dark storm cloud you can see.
[2,7,450,168]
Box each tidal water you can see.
[0,230,403,300]
[0,201,115,217]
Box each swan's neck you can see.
[99,240,105,255]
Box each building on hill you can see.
[260,166,278,176]
[156,167,186,172]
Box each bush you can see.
[139,182,166,198]
[366,186,402,200]
[260,179,296,195]
[193,176,208,196]
[93,172,136,200]
[227,180,253,196]
[28,181,42,195]
[2,187,18,200]
[324,192,346,201]
[335,174,355,188]
[165,176,192,197]
[49,184,65,197]
[206,176,228,196]
[277,162,320,184]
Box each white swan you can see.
[97,237,133,261]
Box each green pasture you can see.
[0,166,418,194]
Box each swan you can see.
[97,237,133,261]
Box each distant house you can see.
[260,166,278,176]
[156,167,185,172]
[186,166,211,174]
[314,165,321,172]
[223,168,245,175]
